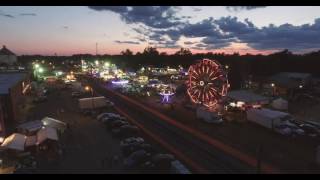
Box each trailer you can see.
[246,108,291,130]
[78,96,110,110]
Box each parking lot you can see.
[22,85,124,173]
[13,81,185,174]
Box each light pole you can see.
[271,83,275,96]
[85,86,94,109]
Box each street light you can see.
[104,62,110,68]
[38,67,44,73]
[95,60,99,66]
[85,86,90,92]
[271,83,275,96]
[85,86,94,109]
[34,64,40,69]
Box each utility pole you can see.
[96,42,98,56]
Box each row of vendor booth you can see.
[0,117,67,170]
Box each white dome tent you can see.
[272,98,288,111]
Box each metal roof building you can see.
[0,45,17,66]
[0,73,28,95]
[227,90,270,103]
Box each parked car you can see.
[122,143,156,158]
[152,153,175,170]
[108,120,129,130]
[33,96,47,103]
[71,91,82,98]
[140,153,175,173]
[112,125,140,138]
[299,124,320,138]
[120,137,145,147]
[83,109,98,117]
[123,149,152,169]
[105,100,115,107]
[96,113,121,121]
[274,122,305,137]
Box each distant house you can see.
[0,45,17,66]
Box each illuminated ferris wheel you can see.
[187,59,229,108]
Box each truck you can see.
[78,96,113,110]
[246,108,304,136]
[196,107,223,124]
[246,108,290,129]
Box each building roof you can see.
[0,46,15,56]
[17,120,43,133]
[0,73,28,95]
[227,90,270,103]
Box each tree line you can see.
[18,47,320,89]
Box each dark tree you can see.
[142,46,159,56]
[175,48,192,56]
[121,49,133,56]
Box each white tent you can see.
[272,98,288,110]
[37,127,58,145]
[0,133,26,151]
[42,117,67,132]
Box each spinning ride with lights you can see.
[187,59,229,108]
[159,88,175,103]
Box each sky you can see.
[1,6,320,56]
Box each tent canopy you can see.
[227,90,270,104]
[42,117,67,131]
[37,127,58,145]
[0,133,26,151]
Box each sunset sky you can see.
[1,6,320,55]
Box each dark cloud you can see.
[20,13,37,16]
[133,15,320,51]
[89,6,320,52]
[88,6,183,29]
[184,41,195,45]
[89,6,128,13]
[114,40,140,45]
[63,26,69,29]
[213,17,320,51]
[0,12,14,18]
[226,6,267,12]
